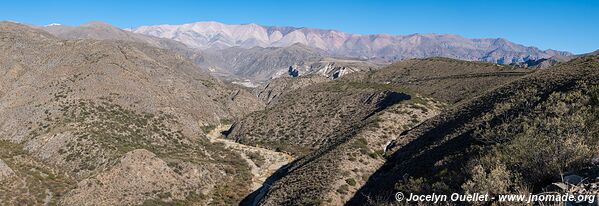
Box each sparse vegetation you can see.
[465,83,599,194]
[0,140,76,205]
[3,21,597,206]
[228,78,412,156]
[345,178,357,186]
[350,56,599,205]
[246,151,266,167]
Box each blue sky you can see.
[1,0,597,54]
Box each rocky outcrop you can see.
[198,43,325,81]
[283,57,387,80]
[511,49,599,69]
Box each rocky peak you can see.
[130,21,572,65]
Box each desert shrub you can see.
[246,151,266,167]
[298,198,322,206]
[345,178,357,186]
[395,177,427,194]
[462,158,524,195]
[201,125,216,133]
[220,118,232,125]
[352,138,369,152]
[337,184,350,195]
[466,84,599,192]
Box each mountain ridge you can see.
[129,21,572,64]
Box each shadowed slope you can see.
[348,55,599,205]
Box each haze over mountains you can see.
[130,21,571,64]
[39,21,575,82]
[1,18,597,206]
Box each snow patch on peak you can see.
[45,23,62,27]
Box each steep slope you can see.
[252,57,528,111]
[200,46,386,81]
[348,55,599,205]
[240,58,533,205]
[131,21,571,64]
[42,22,188,50]
[0,22,264,205]
[227,80,412,156]
[39,22,384,82]
[248,96,444,205]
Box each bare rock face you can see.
[128,21,573,82]
[278,57,387,80]
[130,21,571,65]
[510,49,599,69]
[198,43,325,81]
[54,22,573,82]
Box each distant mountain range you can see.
[2,20,598,206]
[40,21,574,81]
[130,21,572,64]
[40,22,205,69]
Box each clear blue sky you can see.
[1,0,597,53]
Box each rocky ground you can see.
[1,20,597,206]
[253,96,445,205]
[206,124,293,190]
[0,22,265,205]
[348,55,599,205]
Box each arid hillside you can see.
[248,95,444,205]
[230,57,531,205]
[238,54,599,206]
[0,22,266,205]
[1,19,595,206]
[348,55,599,205]
[228,79,413,156]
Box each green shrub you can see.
[345,178,357,186]
[465,83,599,193]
